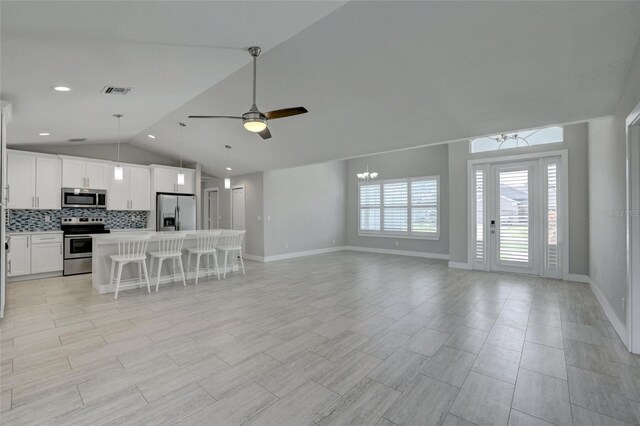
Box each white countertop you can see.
[93,229,241,244]
[8,230,63,235]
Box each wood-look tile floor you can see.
[1,251,639,425]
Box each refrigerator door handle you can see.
[176,205,181,231]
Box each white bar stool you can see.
[217,230,246,279]
[109,235,152,300]
[187,230,222,284]
[148,233,187,292]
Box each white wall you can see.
[588,36,640,327]
[448,122,590,276]
[345,144,449,256]
[263,161,346,257]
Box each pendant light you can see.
[113,114,124,181]
[224,145,232,189]
[177,122,186,186]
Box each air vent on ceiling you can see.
[101,85,133,95]
[68,138,87,143]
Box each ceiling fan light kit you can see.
[189,46,308,140]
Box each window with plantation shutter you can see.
[359,176,439,239]
[359,183,381,231]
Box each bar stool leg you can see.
[114,261,124,300]
[195,254,201,285]
[178,258,187,287]
[141,260,151,294]
[223,250,229,279]
[213,251,220,280]
[156,258,164,292]
[238,249,245,275]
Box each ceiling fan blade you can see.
[258,127,272,140]
[263,107,308,120]
[187,115,242,119]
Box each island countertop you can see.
[93,229,241,244]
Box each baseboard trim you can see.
[566,274,590,283]
[243,254,264,262]
[448,262,471,270]
[8,271,63,283]
[263,246,347,262]
[344,246,449,260]
[588,277,628,347]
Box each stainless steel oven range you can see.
[61,217,110,276]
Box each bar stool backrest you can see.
[156,233,186,255]
[196,230,221,252]
[116,235,151,260]
[220,230,245,250]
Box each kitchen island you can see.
[92,230,242,294]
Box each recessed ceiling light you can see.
[53,86,71,92]
[38,132,50,136]
[147,134,156,139]
[226,167,232,171]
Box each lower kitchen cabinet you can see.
[7,235,31,277]
[7,233,64,277]
[31,242,64,274]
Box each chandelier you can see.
[357,165,378,182]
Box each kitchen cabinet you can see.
[31,238,63,274]
[152,166,195,194]
[7,233,63,277]
[34,156,62,209]
[62,158,109,189]
[7,151,35,209]
[7,151,61,209]
[7,235,30,277]
[108,165,151,211]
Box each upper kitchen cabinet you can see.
[62,157,110,190]
[151,165,195,194]
[108,164,151,211]
[7,150,61,209]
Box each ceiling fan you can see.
[188,46,308,140]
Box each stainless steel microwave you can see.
[61,188,107,209]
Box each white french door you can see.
[471,155,563,278]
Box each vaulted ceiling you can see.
[3,1,640,177]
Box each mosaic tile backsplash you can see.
[6,209,149,232]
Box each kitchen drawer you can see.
[31,234,63,244]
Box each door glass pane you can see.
[546,163,559,271]
[475,169,484,262]
[498,169,529,264]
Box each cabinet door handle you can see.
[37,196,39,208]
[27,238,29,248]
[6,185,9,203]
[8,260,11,274]
[32,196,35,208]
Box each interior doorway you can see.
[469,151,567,279]
[231,186,245,231]
[203,186,219,230]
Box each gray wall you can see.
[205,173,265,258]
[588,36,640,326]
[345,144,449,255]
[13,142,179,166]
[447,122,590,276]
[263,161,346,257]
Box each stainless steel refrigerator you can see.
[156,193,197,231]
